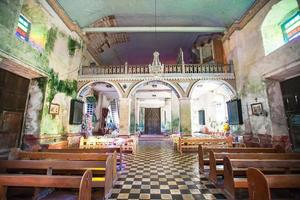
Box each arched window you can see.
[261,0,299,55]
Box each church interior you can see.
[0,0,300,199]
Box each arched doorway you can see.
[77,81,121,135]
[189,80,236,134]
[128,80,181,135]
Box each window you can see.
[16,14,31,42]
[198,110,205,125]
[86,103,94,115]
[282,11,300,42]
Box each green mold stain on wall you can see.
[239,79,265,97]
[0,0,51,72]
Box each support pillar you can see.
[179,97,191,136]
[119,98,131,136]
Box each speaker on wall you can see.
[69,99,84,125]
[226,99,243,125]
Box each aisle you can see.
[108,140,226,200]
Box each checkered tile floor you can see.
[108,140,227,200]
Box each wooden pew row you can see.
[41,147,123,169]
[198,145,285,173]
[9,148,118,182]
[79,137,137,154]
[0,158,114,199]
[223,157,300,200]
[247,167,300,200]
[209,152,300,184]
[0,170,92,200]
[179,137,233,155]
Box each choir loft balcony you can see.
[78,62,235,81]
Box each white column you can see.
[119,98,131,136]
[94,93,103,131]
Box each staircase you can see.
[110,99,119,124]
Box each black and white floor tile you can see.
[108,140,227,200]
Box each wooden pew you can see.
[79,136,137,154]
[0,158,114,199]
[223,157,300,200]
[9,148,118,183]
[198,145,285,173]
[209,152,300,184]
[247,167,300,200]
[0,170,92,200]
[179,137,233,155]
[41,146,123,169]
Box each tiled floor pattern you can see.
[108,140,226,200]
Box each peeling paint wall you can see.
[0,0,95,140]
[223,0,300,147]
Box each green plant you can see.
[45,27,58,54]
[46,69,77,103]
[68,36,81,56]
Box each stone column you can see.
[179,97,191,136]
[265,79,290,150]
[119,98,131,136]
[135,98,140,130]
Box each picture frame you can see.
[49,103,60,115]
[251,103,263,116]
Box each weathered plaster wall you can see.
[223,0,300,149]
[0,0,95,138]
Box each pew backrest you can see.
[9,149,118,182]
[0,170,92,200]
[247,168,300,200]
[198,145,285,172]
[223,157,300,199]
[179,137,233,154]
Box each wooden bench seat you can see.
[223,157,300,200]
[198,145,284,173]
[0,170,92,200]
[247,167,300,200]
[179,137,233,155]
[0,158,113,199]
[209,152,300,184]
[9,148,118,183]
[41,147,123,170]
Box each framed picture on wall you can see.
[251,103,263,115]
[49,103,60,115]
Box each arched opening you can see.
[261,0,299,55]
[189,80,235,134]
[77,81,121,136]
[128,80,181,135]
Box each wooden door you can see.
[0,111,23,149]
[145,108,161,135]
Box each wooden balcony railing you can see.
[80,63,233,76]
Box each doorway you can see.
[145,108,161,134]
[281,76,300,151]
[0,69,30,149]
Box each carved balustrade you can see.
[80,62,233,75]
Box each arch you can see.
[127,80,183,98]
[77,80,123,98]
[261,0,299,55]
[188,80,236,99]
